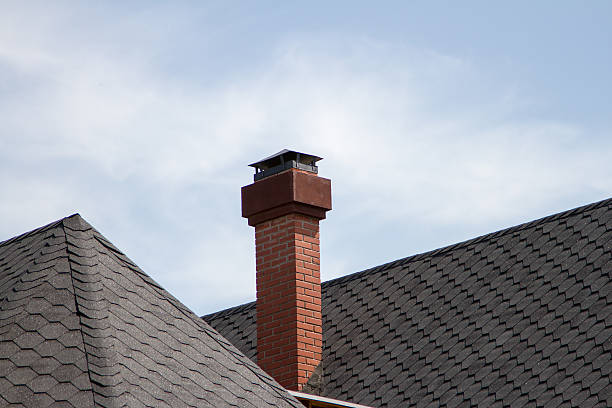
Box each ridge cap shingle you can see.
[0,213,83,248]
[323,196,612,289]
[58,218,99,406]
[62,214,300,406]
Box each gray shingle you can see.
[205,197,612,407]
[1,215,301,407]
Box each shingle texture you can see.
[0,215,302,407]
[205,197,612,407]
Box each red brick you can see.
[254,212,323,391]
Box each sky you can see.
[1,1,611,316]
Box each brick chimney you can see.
[241,150,332,391]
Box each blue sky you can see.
[1,2,611,315]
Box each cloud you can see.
[1,5,611,313]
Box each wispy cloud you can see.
[1,5,610,314]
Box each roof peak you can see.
[0,213,88,248]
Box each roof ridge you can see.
[323,196,612,289]
[204,196,612,313]
[0,213,82,247]
[60,217,100,405]
[154,286,293,398]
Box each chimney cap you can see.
[249,149,322,181]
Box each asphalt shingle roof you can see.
[204,197,612,407]
[0,214,302,407]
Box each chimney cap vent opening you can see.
[249,149,322,181]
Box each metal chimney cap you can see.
[249,149,322,181]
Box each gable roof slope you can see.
[204,197,612,407]
[0,215,302,407]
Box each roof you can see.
[204,197,612,407]
[0,214,302,407]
